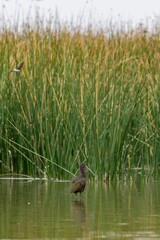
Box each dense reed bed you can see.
[0,20,160,180]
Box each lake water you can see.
[0,180,160,239]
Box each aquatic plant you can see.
[0,16,160,180]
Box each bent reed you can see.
[0,19,160,180]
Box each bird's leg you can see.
[74,193,78,201]
[78,192,83,201]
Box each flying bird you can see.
[11,62,24,73]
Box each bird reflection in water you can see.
[71,200,87,236]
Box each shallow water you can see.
[0,180,160,239]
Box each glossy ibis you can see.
[70,163,87,197]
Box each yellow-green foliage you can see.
[0,22,160,180]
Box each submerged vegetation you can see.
[0,17,160,180]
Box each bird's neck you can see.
[81,171,86,177]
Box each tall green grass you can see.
[0,20,160,180]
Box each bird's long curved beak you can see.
[86,166,95,176]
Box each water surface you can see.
[0,180,160,239]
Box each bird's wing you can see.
[70,177,86,193]
[16,62,24,70]
[70,181,82,193]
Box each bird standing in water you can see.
[70,163,87,197]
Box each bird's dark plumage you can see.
[16,62,24,70]
[70,163,87,196]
